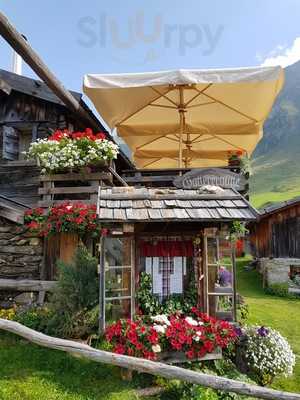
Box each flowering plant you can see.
[105,308,237,361]
[24,202,102,238]
[237,325,295,385]
[25,128,119,174]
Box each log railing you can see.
[0,319,299,400]
[38,172,112,208]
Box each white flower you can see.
[152,344,161,353]
[151,315,170,326]
[153,324,166,334]
[185,316,198,326]
[193,335,200,342]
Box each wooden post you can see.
[99,235,105,333]
[231,244,238,322]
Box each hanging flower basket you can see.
[25,128,119,174]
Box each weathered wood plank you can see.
[113,208,126,220]
[0,279,56,291]
[39,186,98,195]
[39,172,111,182]
[0,320,299,400]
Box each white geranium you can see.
[185,316,198,326]
[151,314,170,326]
[152,344,161,353]
[153,324,167,334]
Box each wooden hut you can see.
[249,197,300,287]
[97,169,258,330]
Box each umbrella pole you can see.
[178,86,185,170]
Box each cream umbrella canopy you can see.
[83,67,284,169]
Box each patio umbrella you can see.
[83,67,284,169]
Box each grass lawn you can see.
[237,257,300,393]
[0,258,299,398]
[0,332,142,400]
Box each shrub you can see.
[0,307,16,320]
[264,283,297,299]
[47,245,99,337]
[15,305,53,332]
[237,325,295,385]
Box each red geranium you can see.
[105,309,237,361]
[25,202,106,238]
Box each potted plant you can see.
[25,128,119,174]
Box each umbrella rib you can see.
[115,90,171,126]
[150,86,179,107]
[210,133,247,151]
[148,104,177,110]
[186,101,215,109]
[184,83,213,107]
[136,134,167,150]
[196,89,258,123]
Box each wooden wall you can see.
[250,203,300,258]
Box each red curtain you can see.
[140,240,194,257]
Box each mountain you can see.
[250,61,300,208]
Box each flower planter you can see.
[157,347,222,364]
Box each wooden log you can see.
[0,319,299,400]
[0,279,56,292]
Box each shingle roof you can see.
[259,196,300,219]
[97,187,258,222]
[0,68,82,105]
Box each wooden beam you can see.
[0,279,56,292]
[38,186,99,195]
[0,207,24,224]
[0,320,299,400]
[39,172,111,182]
[0,12,99,131]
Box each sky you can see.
[1,0,300,124]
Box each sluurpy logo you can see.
[76,10,224,65]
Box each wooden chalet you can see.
[97,172,258,330]
[249,198,300,288]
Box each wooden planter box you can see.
[157,347,222,364]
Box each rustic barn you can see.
[249,197,300,286]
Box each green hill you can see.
[250,61,300,208]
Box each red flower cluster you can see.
[165,309,237,360]
[48,128,106,142]
[105,309,237,361]
[25,202,103,238]
[105,319,158,360]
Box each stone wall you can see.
[258,257,300,286]
[0,218,43,279]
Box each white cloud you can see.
[261,38,300,67]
